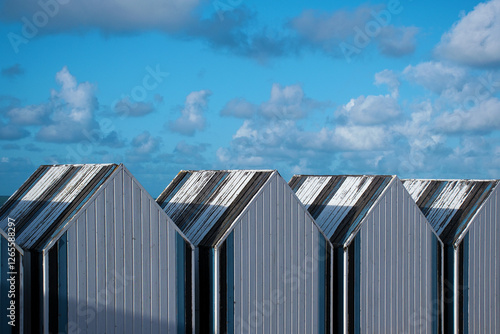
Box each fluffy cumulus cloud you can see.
[126,131,162,162]
[221,84,326,121]
[435,98,500,133]
[216,61,500,179]
[403,61,467,93]
[168,90,211,136]
[36,66,99,142]
[220,98,257,118]
[337,94,401,125]
[0,66,103,143]
[290,4,418,60]
[374,69,400,98]
[435,0,500,67]
[261,84,322,120]
[7,104,51,125]
[216,83,397,174]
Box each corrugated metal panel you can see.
[0,164,118,251]
[289,175,392,245]
[158,170,273,246]
[357,178,441,333]
[61,165,188,334]
[464,183,500,333]
[402,179,498,244]
[231,173,327,334]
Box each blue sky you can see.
[0,0,499,196]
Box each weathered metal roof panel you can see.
[290,175,393,244]
[0,164,118,251]
[157,170,274,247]
[402,179,499,244]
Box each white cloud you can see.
[377,26,418,57]
[221,84,327,120]
[333,125,389,150]
[338,94,401,125]
[374,69,400,98]
[299,125,390,151]
[36,66,99,142]
[261,84,320,120]
[290,7,379,42]
[220,98,256,118]
[435,0,500,67]
[7,104,50,125]
[129,131,161,156]
[435,97,500,133]
[290,6,418,58]
[168,90,211,136]
[403,61,467,93]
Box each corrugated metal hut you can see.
[290,175,443,334]
[157,170,329,334]
[403,179,500,333]
[0,163,192,334]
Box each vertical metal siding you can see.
[96,188,106,332]
[231,174,326,334]
[465,185,499,333]
[63,166,184,333]
[358,180,440,333]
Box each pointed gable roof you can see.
[403,179,499,245]
[157,170,273,247]
[289,175,393,245]
[0,164,118,251]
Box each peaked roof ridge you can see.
[290,175,394,245]
[159,170,275,246]
[402,178,499,244]
[178,168,277,173]
[0,163,119,251]
[403,178,499,183]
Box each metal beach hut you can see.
[0,163,192,334]
[403,179,500,333]
[157,170,329,334]
[290,175,443,334]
